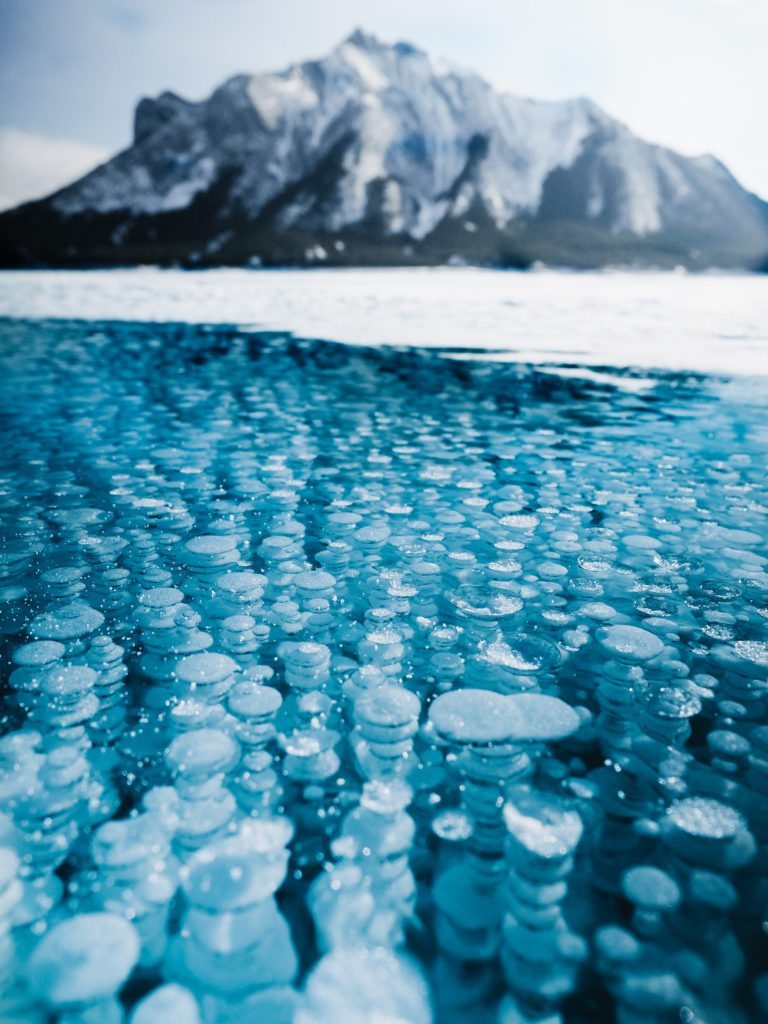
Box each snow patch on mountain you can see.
[248,69,320,131]
[339,41,389,91]
[604,131,663,234]
[54,151,218,217]
[48,31,607,230]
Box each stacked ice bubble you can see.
[0,318,767,1023]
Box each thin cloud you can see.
[0,128,110,210]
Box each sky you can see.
[0,0,766,210]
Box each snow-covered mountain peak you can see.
[344,27,384,51]
[2,31,766,269]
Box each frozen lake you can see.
[1,316,767,1023]
[0,266,766,376]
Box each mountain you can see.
[2,29,767,269]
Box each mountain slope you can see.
[2,29,767,269]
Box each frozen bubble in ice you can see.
[221,613,256,631]
[430,626,460,648]
[624,534,662,551]
[282,640,331,664]
[0,848,19,901]
[92,817,157,869]
[131,984,200,1024]
[185,535,238,556]
[500,514,540,531]
[215,570,267,595]
[12,640,65,666]
[596,624,664,662]
[363,626,402,647]
[666,797,744,841]
[478,632,562,674]
[448,584,523,620]
[622,866,681,910]
[635,594,677,618]
[166,728,239,777]
[688,870,738,910]
[569,578,604,598]
[538,560,568,579]
[281,730,332,757]
[488,558,523,577]
[732,640,768,668]
[181,818,293,909]
[359,778,412,815]
[503,788,583,858]
[40,565,87,585]
[509,693,581,741]
[30,602,104,640]
[429,689,524,745]
[49,507,110,528]
[577,556,614,574]
[355,525,391,544]
[297,946,432,1024]
[356,685,421,728]
[294,569,337,591]
[5,295,768,1022]
[26,912,139,1006]
[595,925,640,964]
[642,685,702,721]
[175,651,239,686]
[708,730,750,759]
[387,580,418,599]
[432,810,473,842]
[139,587,185,608]
[580,602,618,622]
[699,581,741,603]
[228,683,282,719]
[41,664,96,698]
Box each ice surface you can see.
[0,317,766,1023]
[1,268,767,376]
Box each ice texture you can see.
[0,318,766,1023]
[2,268,768,377]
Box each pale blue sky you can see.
[1,0,766,208]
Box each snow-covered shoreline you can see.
[0,266,766,377]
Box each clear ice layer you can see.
[0,318,766,1024]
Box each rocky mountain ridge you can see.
[2,29,766,269]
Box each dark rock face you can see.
[2,32,767,269]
